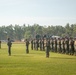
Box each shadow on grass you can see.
[50,57,76,59]
[12,54,34,57]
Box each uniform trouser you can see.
[69,47,74,55]
[8,47,11,56]
[51,45,54,51]
[31,45,33,50]
[55,45,57,52]
[46,47,50,57]
[66,46,69,54]
[40,46,42,51]
[0,44,1,49]
[26,46,29,53]
[59,46,62,53]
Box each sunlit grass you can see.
[0,43,76,75]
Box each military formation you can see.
[30,36,76,57]
[0,36,76,57]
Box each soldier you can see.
[31,39,33,50]
[58,38,62,53]
[0,40,1,49]
[39,39,42,51]
[70,38,75,55]
[65,38,69,54]
[33,39,36,50]
[54,38,57,52]
[74,38,76,56]
[62,38,65,53]
[25,39,29,53]
[7,38,12,56]
[36,39,39,50]
[42,38,45,51]
[51,38,54,52]
[46,39,50,58]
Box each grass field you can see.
[0,43,76,75]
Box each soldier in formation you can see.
[46,39,50,58]
[30,36,76,56]
[25,39,29,54]
[69,38,75,55]
[54,38,57,52]
[0,40,1,49]
[31,39,33,50]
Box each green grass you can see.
[0,43,76,75]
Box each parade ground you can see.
[0,43,76,75]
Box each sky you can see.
[0,0,76,26]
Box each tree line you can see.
[0,23,76,41]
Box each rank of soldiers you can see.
[30,37,76,57]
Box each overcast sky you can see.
[0,0,76,26]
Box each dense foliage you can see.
[0,23,76,41]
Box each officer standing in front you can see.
[7,38,12,56]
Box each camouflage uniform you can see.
[46,39,50,58]
[31,40,33,50]
[58,38,62,53]
[62,38,65,53]
[7,38,12,56]
[54,38,57,52]
[70,38,75,55]
[42,39,45,51]
[39,39,42,51]
[25,39,29,53]
[65,38,69,54]
[51,38,54,52]
[33,39,36,50]
[0,40,1,49]
[36,40,39,50]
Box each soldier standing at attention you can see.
[54,38,57,52]
[65,38,69,54]
[62,38,65,53]
[58,38,62,53]
[39,39,42,51]
[25,39,29,54]
[33,39,36,50]
[36,39,39,50]
[31,39,33,50]
[42,38,45,51]
[7,38,12,56]
[46,39,50,58]
[70,38,75,55]
[0,40,1,49]
[51,38,54,52]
